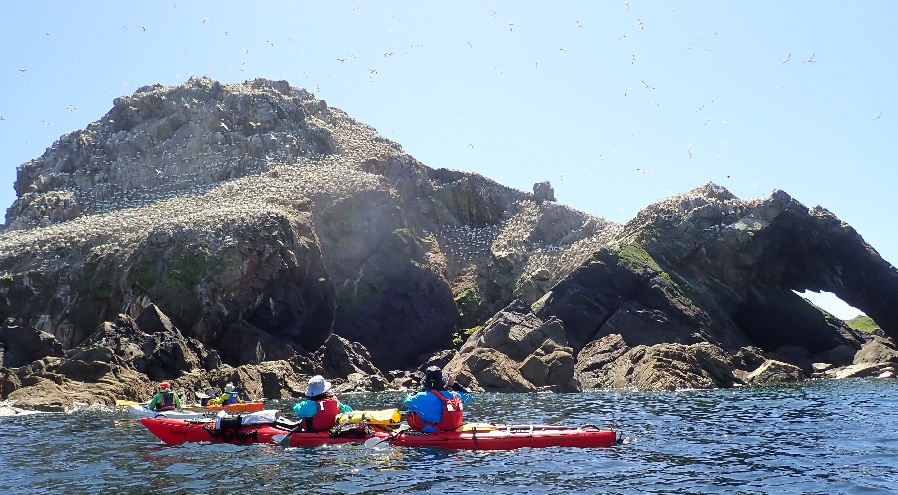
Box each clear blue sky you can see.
[2,1,896,319]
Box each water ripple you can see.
[2,379,897,494]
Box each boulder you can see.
[744,359,806,384]
[853,336,898,365]
[826,363,896,379]
[446,300,578,392]
[577,339,737,391]
[1,357,153,412]
[532,181,555,203]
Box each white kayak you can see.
[127,404,207,420]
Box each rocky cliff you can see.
[1,78,895,410]
[444,184,898,392]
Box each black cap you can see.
[422,366,448,390]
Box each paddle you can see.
[363,425,410,449]
[115,399,141,407]
[271,419,307,448]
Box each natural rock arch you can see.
[733,203,898,350]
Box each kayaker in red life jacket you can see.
[147,381,182,412]
[402,366,474,433]
[293,375,354,432]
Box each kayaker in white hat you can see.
[292,375,354,432]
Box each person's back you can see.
[403,367,472,433]
[293,375,353,432]
[148,382,182,411]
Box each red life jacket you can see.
[308,396,340,432]
[407,390,464,432]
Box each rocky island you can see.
[1,78,896,411]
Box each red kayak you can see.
[140,417,618,450]
[386,424,619,450]
[140,416,383,447]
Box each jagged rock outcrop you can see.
[445,300,578,392]
[1,78,896,405]
[0,305,389,411]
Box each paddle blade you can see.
[272,434,290,447]
[115,400,140,407]
[363,436,390,449]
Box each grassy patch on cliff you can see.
[845,315,880,333]
[617,242,674,285]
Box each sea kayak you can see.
[127,404,206,420]
[140,416,384,447]
[387,424,619,450]
[184,401,266,413]
[140,416,619,450]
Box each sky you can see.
[2,1,896,320]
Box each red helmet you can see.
[159,382,171,390]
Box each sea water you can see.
[1,378,896,495]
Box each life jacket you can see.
[156,391,175,411]
[307,396,341,432]
[407,390,464,432]
[225,391,240,405]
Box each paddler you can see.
[147,381,182,412]
[207,382,242,406]
[293,375,354,432]
[402,366,473,433]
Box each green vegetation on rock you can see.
[126,247,209,323]
[845,315,880,334]
[454,283,484,328]
[452,325,481,347]
[617,242,661,274]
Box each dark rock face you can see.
[1,78,896,405]
[315,189,459,368]
[0,323,64,368]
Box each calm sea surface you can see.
[2,378,897,495]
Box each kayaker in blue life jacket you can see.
[208,382,242,406]
[293,375,353,432]
[402,366,473,433]
[147,381,182,411]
